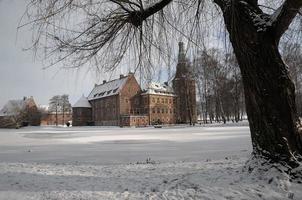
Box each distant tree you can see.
[0,98,41,128]
[61,94,72,125]
[6,104,24,128]
[49,95,72,126]
[283,43,302,117]
[49,95,61,126]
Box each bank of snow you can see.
[0,156,301,200]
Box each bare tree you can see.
[22,0,302,168]
[61,94,72,125]
[49,95,61,126]
[283,43,302,117]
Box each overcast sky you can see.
[0,0,181,109]
[0,0,109,108]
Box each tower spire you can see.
[178,41,186,62]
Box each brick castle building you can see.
[72,42,197,126]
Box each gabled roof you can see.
[73,95,91,108]
[88,75,128,100]
[0,99,26,117]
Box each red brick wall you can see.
[142,94,177,125]
[119,74,142,116]
[72,107,92,126]
[90,95,119,126]
[41,113,72,126]
[120,115,149,127]
[173,78,197,124]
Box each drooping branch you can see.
[127,0,173,27]
[272,0,302,41]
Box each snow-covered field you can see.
[0,122,301,199]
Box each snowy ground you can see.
[0,122,301,199]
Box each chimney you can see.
[120,74,125,79]
[103,80,107,84]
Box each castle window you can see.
[165,98,168,104]
[107,90,112,95]
[152,98,155,103]
[157,108,160,113]
[161,98,164,103]
[162,109,164,113]
[152,108,155,113]
[157,98,160,103]
[169,99,172,104]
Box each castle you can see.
[72,42,197,126]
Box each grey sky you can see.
[0,0,104,108]
[0,0,180,109]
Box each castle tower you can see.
[172,42,197,124]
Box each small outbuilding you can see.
[72,95,92,126]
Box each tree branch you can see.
[272,0,302,41]
[127,0,173,27]
[213,0,228,10]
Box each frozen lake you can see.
[1,122,301,200]
[0,122,252,165]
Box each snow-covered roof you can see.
[142,82,175,97]
[39,105,49,111]
[88,75,128,100]
[73,95,91,108]
[0,99,26,117]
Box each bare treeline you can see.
[193,49,245,124]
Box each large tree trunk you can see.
[221,1,302,163]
